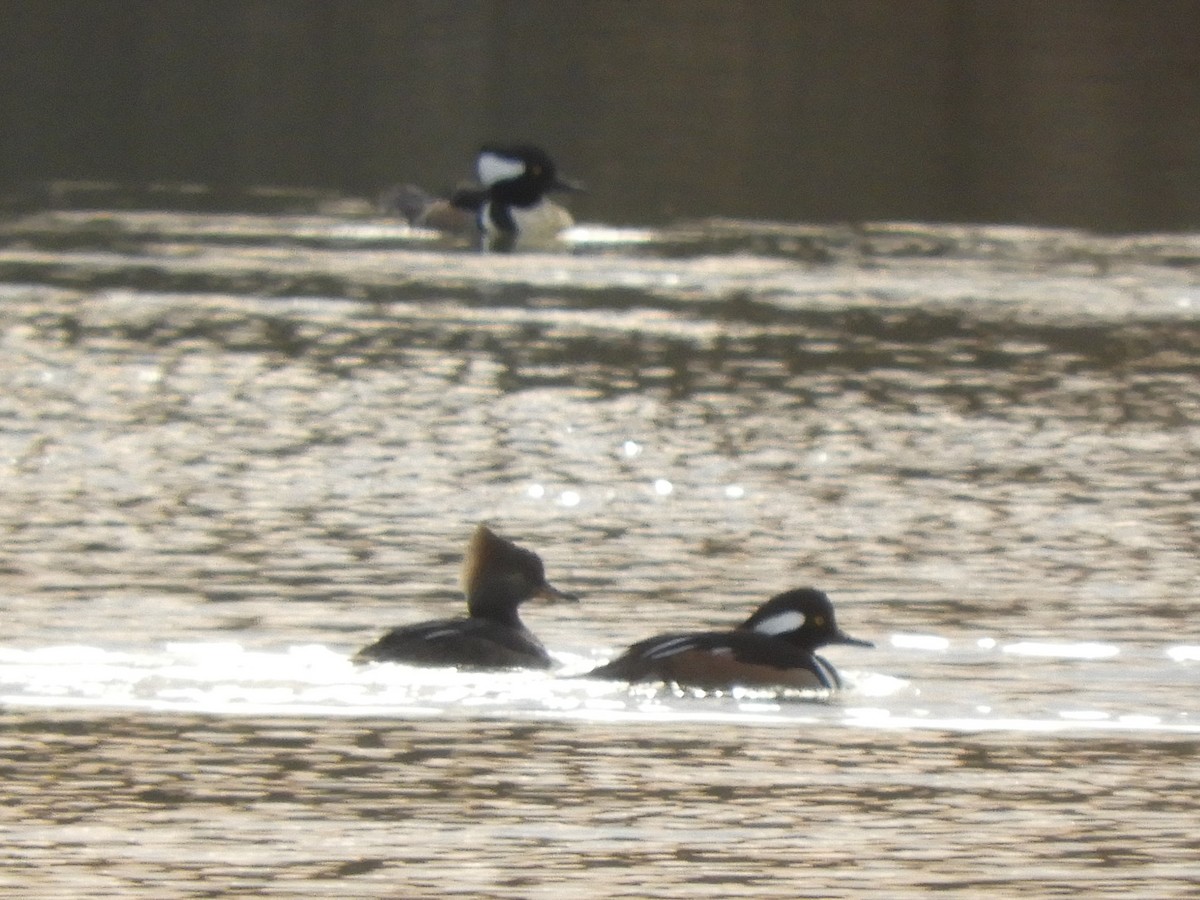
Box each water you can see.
[1,202,1199,897]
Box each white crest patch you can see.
[477,152,526,186]
[752,609,806,636]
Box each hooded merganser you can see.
[475,144,582,251]
[354,524,576,669]
[382,145,582,251]
[588,588,872,691]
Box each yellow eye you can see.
[814,616,825,627]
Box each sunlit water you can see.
[1,202,1198,897]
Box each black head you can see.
[476,144,583,207]
[461,524,575,622]
[739,587,873,651]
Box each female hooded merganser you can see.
[382,144,581,251]
[588,588,872,691]
[354,524,576,669]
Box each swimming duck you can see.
[382,144,581,251]
[354,524,576,669]
[474,144,582,251]
[588,588,872,690]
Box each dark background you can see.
[3,0,1199,231]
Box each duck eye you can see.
[814,616,825,627]
[530,165,542,176]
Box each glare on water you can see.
[1,208,1198,897]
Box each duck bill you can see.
[534,581,579,603]
[832,630,874,648]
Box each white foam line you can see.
[1001,641,1120,660]
[0,693,444,719]
[7,692,1197,736]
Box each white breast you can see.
[508,202,574,247]
[481,201,574,250]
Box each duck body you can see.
[384,144,580,251]
[588,588,871,691]
[379,183,484,238]
[355,616,554,670]
[354,524,575,670]
[480,195,575,251]
[588,630,845,690]
[475,144,581,251]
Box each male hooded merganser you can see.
[382,144,581,251]
[588,588,872,690]
[354,524,576,669]
[475,144,582,251]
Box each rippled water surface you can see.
[1,203,1198,897]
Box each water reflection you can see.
[1,208,1198,896]
[4,708,1198,897]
